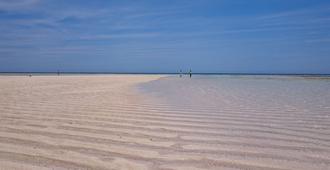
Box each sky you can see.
[0,0,330,74]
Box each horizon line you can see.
[0,72,330,76]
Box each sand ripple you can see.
[0,75,329,170]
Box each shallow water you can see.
[140,75,330,130]
[141,75,330,109]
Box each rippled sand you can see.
[0,75,329,170]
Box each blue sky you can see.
[0,0,330,73]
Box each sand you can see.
[0,75,329,170]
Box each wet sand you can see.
[0,75,329,170]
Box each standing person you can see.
[189,69,192,78]
[179,69,182,78]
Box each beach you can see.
[0,75,329,170]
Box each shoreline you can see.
[0,72,329,76]
[1,73,329,81]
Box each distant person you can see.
[189,69,192,78]
[179,69,182,78]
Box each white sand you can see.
[0,75,329,170]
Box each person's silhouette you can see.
[189,69,192,78]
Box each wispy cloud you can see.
[0,0,40,11]
[79,32,161,40]
[305,38,330,43]
[258,5,330,20]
